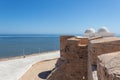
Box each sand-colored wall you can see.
[97,52,120,80]
[47,36,120,80]
[89,38,120,65]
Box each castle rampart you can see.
[47,36,120,80]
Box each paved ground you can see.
[0,51,60,80]
[19,59,58,80]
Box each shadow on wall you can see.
[38,70,52,79]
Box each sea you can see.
[0,34,60,58]
[0,34,119,58]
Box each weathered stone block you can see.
[97,51,120,80]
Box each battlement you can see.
[47,36,120,80]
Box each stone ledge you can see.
[97,51,120,80]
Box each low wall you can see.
[97,51,120,80]
[89,37,120,65]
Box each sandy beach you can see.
[0,51,60,80]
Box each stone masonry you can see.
[97,51,120,80]
[89,37,120,65]
[47,36,89,80]
[47,36,120,80]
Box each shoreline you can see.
[0,50,60,80]
[0,50,59,62]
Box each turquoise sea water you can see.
[0,34,60,58]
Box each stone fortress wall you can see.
[47,36,88,80]
[47,27,120,80]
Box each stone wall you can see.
[88,42,94,80]
[89,37,120,65]
[47,36,89,80]
[97,51,120,80]
[47,36,120,80]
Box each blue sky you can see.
[0,0,120,34]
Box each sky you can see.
[0,0,120,34]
